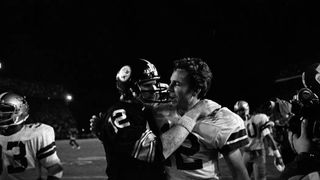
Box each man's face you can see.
[139,80,158,104]
[168,69,195,108]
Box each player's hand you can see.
[274,157,285,172]
[89,112,105,140]
[193,99,220,118]
[291,119,311,154]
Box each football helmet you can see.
[0,92,29,128]
[116,58,169,104]
[302,63,320,96]
[234,100,250,120]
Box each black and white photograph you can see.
[0,1,320,180]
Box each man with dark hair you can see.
[90,58,218,180]
[157,57,250,180]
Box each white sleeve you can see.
[36,125,61,168]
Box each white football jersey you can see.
[155,103,248,180]
[244,113,271,151]
[0,123,61,180]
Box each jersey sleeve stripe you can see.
[260,121,272,131]
[37,147,57,160]
[220,137,249,154]
[37,142,56,155]
[226,129,247,144]
[220,129,248,154]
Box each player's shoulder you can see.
[197,107,244,132]
[24,123,54,136]
[252,113,268,119]
[251,113,269,123]
[214,107,243,124]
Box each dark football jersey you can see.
[102,101,165,180]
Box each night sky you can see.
[1,0,320,130]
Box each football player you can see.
[234,100,250,121]
[159,58,250,180]
[0,92,63,180]
[90,58,218,180]
[234,100,285,180]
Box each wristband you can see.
[175,115,195,132]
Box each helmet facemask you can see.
[137,81,170,106]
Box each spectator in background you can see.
[280,62,320,180]
[69,127,80,150]
[280,103,320,180]
[0,92,63,180]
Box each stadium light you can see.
[65,94,73,102]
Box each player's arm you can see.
[261,122,285,171]
[160,108,200,159]
[36,125,63,179]
[218,113,250,180]
[221,131,250,180]
[47,163,63,180]
[159,99,220,159]
[223,149,250,180]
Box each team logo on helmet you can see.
[117,65,131,82]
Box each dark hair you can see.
[173,57,212,99]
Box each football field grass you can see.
[56,138,281,180]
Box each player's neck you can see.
[177,98,200,116]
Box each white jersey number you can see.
[108,109,130,133]
[0,141,28,174]
[166,134,203,170]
